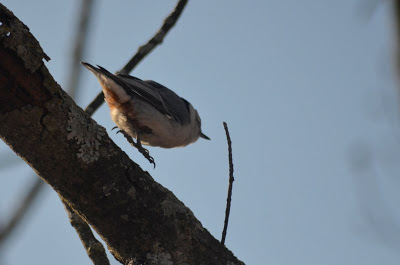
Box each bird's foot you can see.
[136,145,155,168]
[117,129,156,168]
[135,136,155,168]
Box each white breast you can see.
[110,100,200,148]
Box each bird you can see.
[81,62,210,167]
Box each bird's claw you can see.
[116,128,156,168]
[135,140,155,168]
[142,148,149,155]
[139,150,155,168]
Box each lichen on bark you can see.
[66,104,107,164]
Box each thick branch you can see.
[0,4,244,265]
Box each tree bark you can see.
[0,4,244,265]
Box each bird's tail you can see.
[81,62,131,106]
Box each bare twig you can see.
[0,178,45,248]
[66,0,95,99]
[85,91,104,116]
[84,0,188,116]
[221,122,235,245]
[63,202,110,265]
[118,0,188,75]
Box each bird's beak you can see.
[200,132,210,140]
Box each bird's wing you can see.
[116,74,191,125]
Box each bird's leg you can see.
[116,129,156,168]
[135,134,156,168]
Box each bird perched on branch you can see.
[81,62,210,167]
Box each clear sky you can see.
[1,1,400,265]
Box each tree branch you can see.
[84,0,188,116]
[221,122,235,245]
[0,4,244,265]
[66,0,95,99]
[63,201,110,265]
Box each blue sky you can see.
[1,1,400,264]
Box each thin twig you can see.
[63,202,110,265]
[84,0,188,115]
[118,0,188,75]
[221,122,235,245]
[66,0,95,99]
[0,178,45,248]
[85,91,104,116]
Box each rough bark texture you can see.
[0,4,244,265]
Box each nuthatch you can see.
[82,62,209,166]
